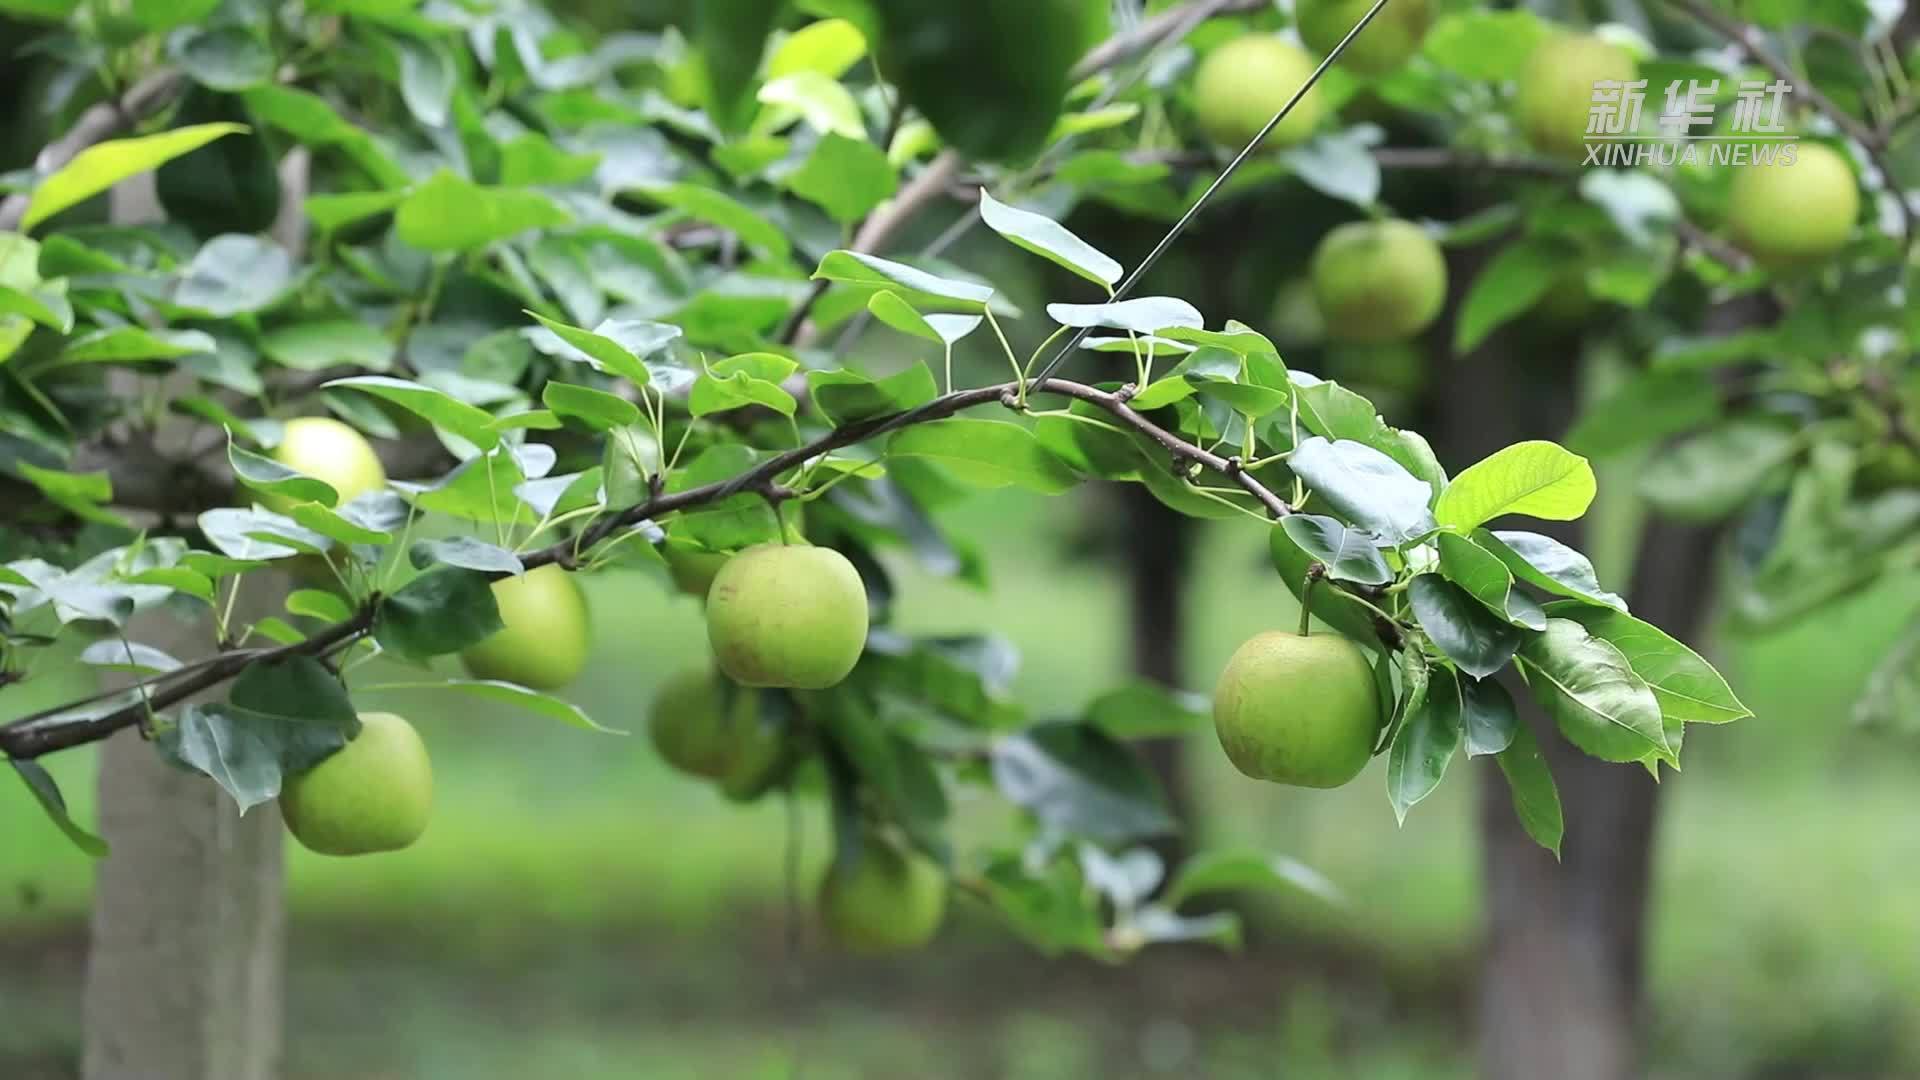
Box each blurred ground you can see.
[4,489,1919,1078]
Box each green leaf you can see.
[689,352,799,417]
[694,0,781,131]
[304,190,406,231]
[1459,674,1520,757]
[1279,514,1391,585]
[323,375,501,450]
[19,122,246,231]
[1422,9,1548,79]
[1545,602,1751,725]
[1435,532,1547,629]
[1280,127,1382,209]
[1407,574,1521,678]
[1387,665,1463,824]
[525,313,661,388]
[634,182,789,261]
[808,363,938,425]
[286,589,352,623]
[290,501,397,546]
[1453,237,1562,353]
[992,721,1175,843]
[865,292,982,346]
[153,705,279,812]
[243,86,407,187]
[374,567,504,660]
[1495,722,1563,856]
[888,418,1080,493]
[767,17,868,79]
[170,24,276,90]
[812,250,993,310]
[0,281,73,332]
[1434,440,1595,532]
[366,679,623,734]
[1482,529,1626,611]
[11,760,108,857]
[395,171,571,252]
[543,381,641,430]
[787,133,897,224]
[977,189,1122,288]
[755,71,866,138]
[410,537,524,575]
[394,33,455,127]
[229,439,338,507]
[17,463,110,504]
[1046,297,1203,335]
[174,234,293,316]
[1269,523,1383,643]
[1517,619,1670,763]
[1377,649,1431,757]
[78,640,182,674]
[1638,420,1796,521]
[228,656,361,765]
[1161,850,1342,907]
[1287,436,1436,544]
[1083,681,1210,739]
[261,321,394,372]
[498,133,602,187]
[1565,370,1721,459]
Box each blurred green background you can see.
[5,484,1918,1078]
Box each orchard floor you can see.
[4,489,1920,1077]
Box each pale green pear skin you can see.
[706,544,869,690]
[1192,36,1326,150]
[280,712,432,856]
[460,564,591,690]
[1213,631,1380,788]
[1311,219,1448,344]
[264,416,387,514]
[648,668,764,779]
[1298,0,1432,75]
[1516,34,1636,159]
[819,833,947,952]
[1727,142,1859,265]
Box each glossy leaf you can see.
[1483,530,1626,611]
[374,567,504,660]
[978,188,1123,287]
[323,376,501,450]
[1546,602,1752,724]
[1495,722,1563,856]
[1434,441,1595,531]
[1387,666,1463,824]
[1288,436,1437,544]
[20,123,246,231]
[1408,574,1522,678]
[1517,619,1670,763]
[888,419,1079,493]
[11,760,108,857]
[1279,514,1392,585]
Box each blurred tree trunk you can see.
[80,174,302,1080]
[1120,484,1197,844]
[1435,291,1734,1076]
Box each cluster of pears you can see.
[651,539,947,950]
[1212,629,1380,789]
[1513,31,1858,265]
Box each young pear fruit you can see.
[1515,33,1636,158]
[1192,36,1326,150]
[648,668,755,779]
[280,712,432,856]
[1726,143,1859,265]
[265,416,386,514]
[1298,0,1433,76]
[706,544,869,690]
[819,831,948,952]
[1311,219,1448,343]
[1213,631,1379,788]
[460,564,592,690]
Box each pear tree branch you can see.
[0,375,1293,762]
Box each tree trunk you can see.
[1119,484,1197,853]
[80,174,296,1080]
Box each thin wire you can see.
[1028,0,1396,386]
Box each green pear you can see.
[265,416,386,514]
[1516,34,1636,159]
[647,668,798,798]
[706,544,869,690]
[1213,631,1379,788]
[1298,0,1433,76]
[279,712,432,856]
[460,564,591,690]
[1192,36,1326,150]
[1311,219,1448,344]
[819,831,947,952]
[1727,142,1859,265]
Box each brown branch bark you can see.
[0,375,1291,761]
